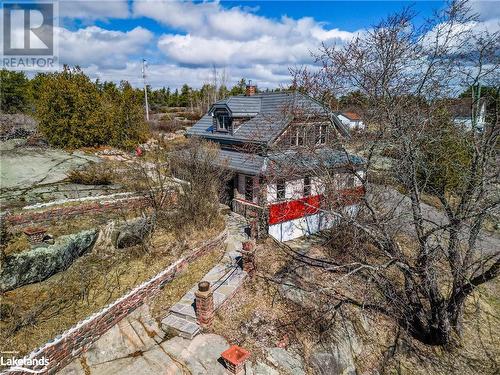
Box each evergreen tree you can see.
[0,69,30,113]
[179,84,191,107]
[36,66,148,149]
[229,78,247,96]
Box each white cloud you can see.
[470,0,500,21]
[133,0,357,43]
[82,61,301,90]
[134,0,360,68]
[59,0,129,20]
[57,26,153,69]
[157,34,318,67]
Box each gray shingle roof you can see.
[266,148,364,175]
[212,96,262,115]
[217,149,265,175]
[211,148,364,176]
[187,91,349,144]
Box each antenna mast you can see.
[142,59,150,121]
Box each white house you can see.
[337,112,365,130]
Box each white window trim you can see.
[217,114,231,132]
[316,124,327,145]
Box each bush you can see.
[36,66,149,150]
[150,119,182,133]
[67,163,113,185]
[0,69,30,113]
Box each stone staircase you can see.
[161,213,248,339]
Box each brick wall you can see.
[5,197,151,229]
[1,229,227,375]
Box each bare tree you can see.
[285,0,499,346]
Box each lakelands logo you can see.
[0,352,49,374]
[1,1,58,70]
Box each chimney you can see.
[245,80,256,96]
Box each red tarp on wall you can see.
[269,195,321,225]
[268,186,365,225]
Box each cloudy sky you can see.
[11,0,500,89]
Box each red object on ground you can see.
[135,147,143,156]
[221,345,251,366]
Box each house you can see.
[337,111,365,130]
[186,84,365,241]
[450,98,487,131]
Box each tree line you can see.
[0,69,284,148]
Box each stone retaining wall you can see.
[1,229,227,375]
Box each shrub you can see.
[36,66,149,150]
[67,163,113,185]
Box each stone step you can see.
[161,212,249,339]
[167,266,246,323]
[161,314,200,339]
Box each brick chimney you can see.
[245,80,256,96]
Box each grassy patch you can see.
[67,162,114,185]
[211,237,500,375]
[149,245,225,320]
[210,239,293,358]
[3,232,30,256]
[0,221,224,357]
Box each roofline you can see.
[339,112,362,121]
[185,131,268,146]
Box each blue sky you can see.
[44,0,499,89]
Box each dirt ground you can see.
[210,237,500,375]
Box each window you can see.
[316,124,327,145]
[303,176,311,197]
[347,175,356,188]
[217,113,231,132]
[245,176,254,201]
[276,179,286,200]
[289,129,297,146]
[289,127,304,147]
[297,128,304,146]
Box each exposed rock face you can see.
[276,275,363,375]
[308,321,362,375]
[0,229,97,292]
[266,347,305,375]
[247,362,279,375]
[112,217,154,249]
[60,305,231,375]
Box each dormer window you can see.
[216,112,232,132]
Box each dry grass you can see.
[378,281,500,375]
[3,232,30,256]
[4,205,142,255]
[149,246,225,320]
[210,236,499,375]
[0,220,225,356]
[67,162,114,185]
[210,238,297,359]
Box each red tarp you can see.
[268,186,364,225]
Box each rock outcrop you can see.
[112,217,154,249]
[308,320,363,375]
[0,229,98,292]
[276,274,364,374]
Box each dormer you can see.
[210,104,233,133]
